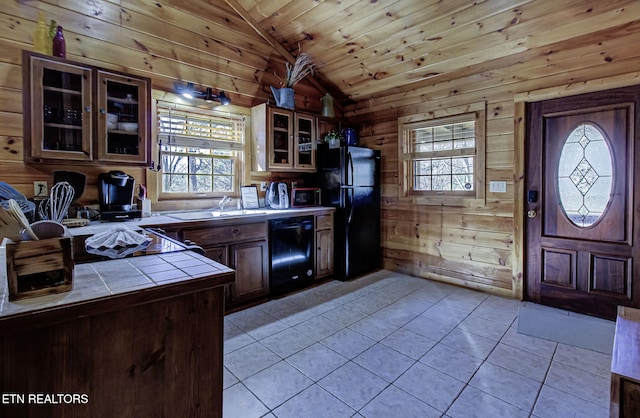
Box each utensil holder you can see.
[4,235,73,301]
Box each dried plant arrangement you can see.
[282,53,316,88]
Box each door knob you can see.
[528,210,537,218]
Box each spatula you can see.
[0,206,22,241]
[8,199,38,240]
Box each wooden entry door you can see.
[525,87,640,319]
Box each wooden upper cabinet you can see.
[294,112,316,171]
[23,51,150,165]
[25,53,93,162]
[97,71,149,164]
[252,103,317,172]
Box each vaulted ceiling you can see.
[152,0,640,111]
[219,0,639,109]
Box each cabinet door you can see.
[229,240,269,303]
[204,245,228,266]
[97,71,149,164]
[205,245,232,304]
[294,112,316,171]
[28,55,93,161]
[268,107,293,170]
[316,228,334,278]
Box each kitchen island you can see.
[0,248,234,417]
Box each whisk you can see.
[48,181,75,223]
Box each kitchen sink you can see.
[167,209,268,221]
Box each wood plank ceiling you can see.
[224,0,640,108]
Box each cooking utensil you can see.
[8,199,38,240]
[0,206,23,241]
[49,181,75,223]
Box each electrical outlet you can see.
[291,181,298,189]
[34,181,48,197]
[489,181,507,193]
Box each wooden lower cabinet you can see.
[158,212,334,310]
[205,245,228,265]
[229,240,269,305]
[0,286,227,418]
[183,223,269,310]
[315,214,334,279]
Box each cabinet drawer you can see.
[183,222,267,246]
[316,214,333,230]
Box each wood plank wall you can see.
[0,0,323,210]
[345,17,640,298]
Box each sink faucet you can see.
[218,196,232,210]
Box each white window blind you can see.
[157,105,244,151]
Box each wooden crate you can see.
[4,236,74,301]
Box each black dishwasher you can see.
[269,216,315,296]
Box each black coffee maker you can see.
[98,171,141,221]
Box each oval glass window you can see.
[557,122,613,227]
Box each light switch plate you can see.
[260,181,267,191]
[489,181,507,193]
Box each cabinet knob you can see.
[99,108,106,114]
[85,106,92,112]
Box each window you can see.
[156,102,245,197]
[399,102,486,205]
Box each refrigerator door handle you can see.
[347,151,354,186]
[347,188,354,223]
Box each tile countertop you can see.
[0,247,234,334]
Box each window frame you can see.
[155,101,246,200]
[398,102,486,207]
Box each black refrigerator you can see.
[313,144,381,280]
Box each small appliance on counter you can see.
[291,187,321,207]
[98,170,141,221]
[266,182,290,209]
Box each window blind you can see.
[156,103,244,150]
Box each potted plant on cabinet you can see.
[323,129,344,148]
[271,52,316,110]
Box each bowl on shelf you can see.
[107,113,118,130]
[117,122,138,132]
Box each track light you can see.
[174,82,231,105]
[175,82,196,99]
[203,88,231,105]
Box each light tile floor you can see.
[223,270,612,418]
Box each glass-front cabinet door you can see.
[251,103,318,172]
[269,107,293,169]
[97,71,149,163]
[29,56,93,161]
[294,112,316,170]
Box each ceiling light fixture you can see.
[203,88,231,105]
[174,82,231,105]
